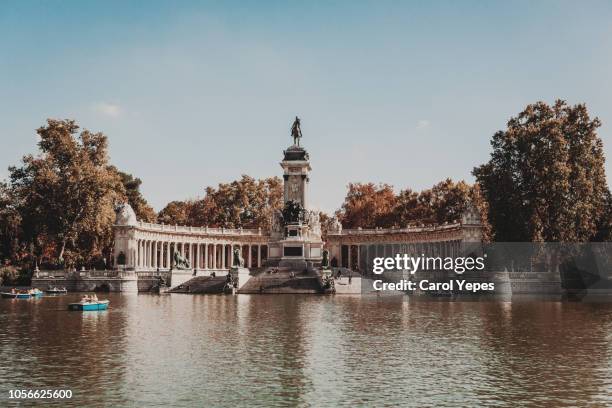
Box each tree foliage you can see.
[157,200,194,226]
[7,119,126,267]
[0,182,22,263]
[337,179,489,238]
[115,170,157,222]
[473,100,610,242]
[157,175,283,230]
[338,183,397,228]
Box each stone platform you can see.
[238,268,323,294]
[169,276,230,294]
[32,270,138,293]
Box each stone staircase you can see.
[169,276,230,294]
[238,267,323,294]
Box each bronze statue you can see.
[173,251,191,270]
[290,116,302,146]
[232,247,244,268]
[322,249,330,269]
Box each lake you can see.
[1,293,612,407]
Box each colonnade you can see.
[334,240,465,274]
[135,240,268,271]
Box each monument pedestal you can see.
[230,267,252,290]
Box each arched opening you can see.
[95,283,111,292]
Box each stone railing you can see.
[134,222,265,236]
[330,223,462,236]
[35,270,134,279]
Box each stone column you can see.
[204,243,208,269]
[257,245,261,268]
[213,244,217,269]
[165,242,170,269]
[194,243,199,269]
[222,244,226,269]
[248,244,252,268]
[347,245,351,270]
[155,241,159,269]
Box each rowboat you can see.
[30,288,43,298]
[68,296,109,311]
[1,288,43,299]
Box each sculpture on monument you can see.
[321,249,330,269]
[282,200,304,225]
[329,216,343,234]
[173,251,191,270]
[290,116,302,146]
[232,247,245,268]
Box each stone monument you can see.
[267,117,323,270]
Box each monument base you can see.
[230,267,252,290]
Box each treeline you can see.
[1,100,611,277]
[156,176,283,230]
[336,179,488,232]
[336,100,612,243]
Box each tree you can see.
[337,183,397,228]
[473,100,609,242]
[8,119,125,267]
[0,182,22,263]
[157,176,283,230]
[115,170,157,222]
[337,179,490,237]
[157,200,194,225]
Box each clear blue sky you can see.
[1,1,612,213]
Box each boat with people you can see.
[45,286,68,295]
[67,294,110,311]
[0,288,43,299]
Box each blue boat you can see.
[1,288,43,299]
[68,296,109,311]
[30,288,43,298]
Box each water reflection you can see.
[1,294,612,407]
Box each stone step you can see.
[169,276,230,294]
[238,274,322,294]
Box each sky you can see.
[1,1,612,213]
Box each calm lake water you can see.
[2,293,612,407]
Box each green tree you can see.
[473,100,609,242]
[0,182,22,263]
[8,119,125,267]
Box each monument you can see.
[267,116,324,271]
[39,116,483,293]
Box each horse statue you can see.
[290,116,302,146]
